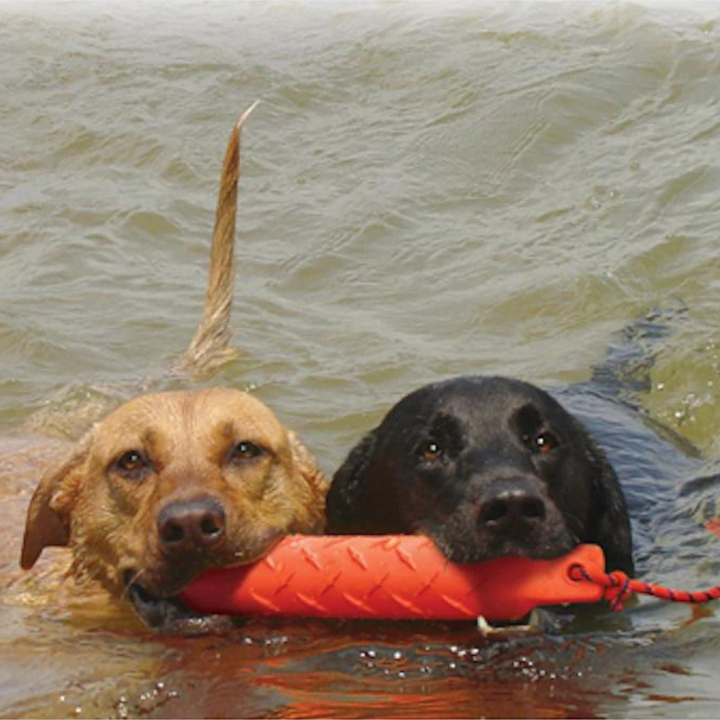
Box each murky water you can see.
[1,1,720,717]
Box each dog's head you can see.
[327,376,633,574]
[21,387,328,626]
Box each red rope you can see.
[568,564,720,612]
[569,521,720,612]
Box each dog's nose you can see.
[477,481,546,533]
[157,498,226,552]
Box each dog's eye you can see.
[421,441,443,461]
[534,432,559,454]
[112,450,149,477]
[230,441,263,462]
[522,431,559,454]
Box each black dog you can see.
[326,375,634,576]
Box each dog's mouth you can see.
[122,569,238,633]
[124,576,195,629]
[121,531,288,630]
[122,550,280,631]
[424,522,577,565]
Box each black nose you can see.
[477,481,547,533]
[157,498,226,552]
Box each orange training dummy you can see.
[180,536,606,621]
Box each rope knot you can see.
[601,570,632,612]
[569,540,720,613]
[568,564,633,611]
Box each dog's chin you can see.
[126,582,240,633]
[127,581,190,628]
[122,564,228,632]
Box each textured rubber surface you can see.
[180,536,606,621]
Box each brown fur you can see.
[21,388,327,599]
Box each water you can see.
[0,1,719,716]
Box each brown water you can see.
[1,1,720,717]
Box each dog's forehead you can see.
[444,381,551,416]
[192,387,287,440]
[93,388,288,455]
[388,376,558,431]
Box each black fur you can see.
[326,375,634,575]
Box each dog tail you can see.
[174,101,258,376]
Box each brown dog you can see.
[18,104,328,627]
[21,388,327,627]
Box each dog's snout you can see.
[157,498,226,552]
[477,481,547,532]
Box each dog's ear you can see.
[586,439,635,576]
[287,430,329,528]
[325,429,379,533]
[20,432,92,570]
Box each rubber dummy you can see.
[180,535,605,621]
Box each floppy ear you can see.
[325,429,379,533]
[20,433,92,570]
[585,438,635,576]
[287,431,330,529]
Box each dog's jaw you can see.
[125,577,242,633]
[126,581,192,628]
